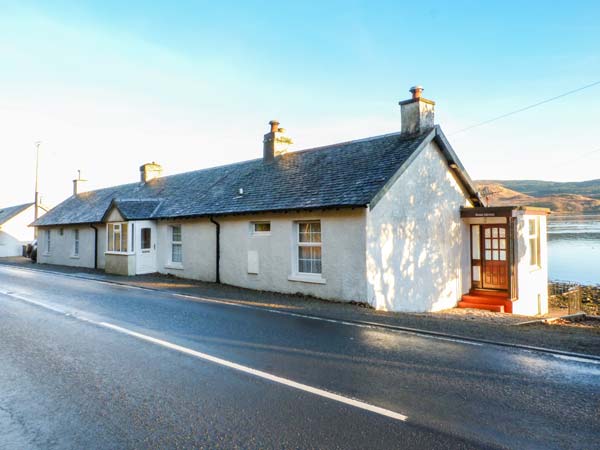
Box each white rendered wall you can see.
[513,214,549,315]
[366,141,473,312]
[37,225,98,268]
[0,206,36,257]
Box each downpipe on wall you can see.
[209,217,220,283]
[90,224,98,269]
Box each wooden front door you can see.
[482,225,508,290]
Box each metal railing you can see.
[548,282,583,314]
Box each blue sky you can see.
[1,1,599,206]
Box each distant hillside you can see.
[475,179,600,214]
[477,179,600,199]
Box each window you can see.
[107,223,129,253]
[46,229,51,253]
[297,221,322,274]
[251,222,271,235]
[528,217,541,267]
[73,229,79,256]
[171,225,182,263]
[141,228,152,250]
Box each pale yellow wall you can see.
[219,210,367,302]
[153,210,367,303]
[37,224,98,268]
[156,219,216,281]
[105,208,124,222]
[105,253,135,275]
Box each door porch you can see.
[459,207,519,313]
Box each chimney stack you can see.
[399,85,435,135]
[72,170,88,196]
[140,162,162,183]
[263,120,293,162]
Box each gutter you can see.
[433,126,485,206]
[90,224,98,269]
[209,217,221,283]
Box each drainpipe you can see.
[209,217,220,283]
[90,224,98,269]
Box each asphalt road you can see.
[0,266,598,449]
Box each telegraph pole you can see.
[34,141,41,236]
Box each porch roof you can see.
[460,206,551,218]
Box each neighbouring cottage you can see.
[0,202,45,257]
[32,87,550,314]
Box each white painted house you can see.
[33,88,550,314]
[0,203,40,257]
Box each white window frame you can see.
[250,221,271,236]
[45,229,51,255]
[288,220,326,284]
[527,217,541,269]
[72,229,80,257]
[167,224,183,268]
[106,222,132,255]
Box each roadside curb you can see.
[2,262,600,363]
[515,312,588,326]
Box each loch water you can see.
[548,215,600,285]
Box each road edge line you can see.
[2,263,600,363]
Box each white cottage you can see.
[0,203,41,257]
[33,88,550,314]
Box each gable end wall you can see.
[366,141,472,312]
[0,205,35,257]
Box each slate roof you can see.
[34,128,472,227]
[109,199,163,220]
[0,203,33,225]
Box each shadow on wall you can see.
[367,150,468,312]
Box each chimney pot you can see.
[263,120,293,162]
[410,85,424,99]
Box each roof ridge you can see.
[70,132,416,199]
[115,198,162,202]
[0,202,34,210]
[287,131,404,157]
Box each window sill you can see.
[69,255,80,259]
[42,253,51,257]
[105,251,134,256]
[250,232,271,237]
[165,263,184,270]
[288,274,326,284]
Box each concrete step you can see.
[470,289,509,298]
[461,295,508,305]
[457,301,505,313]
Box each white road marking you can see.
[99,321,408,422]
[0,288,409,422]
[0,265,598,362]
[553,354,600,366]
[0,265,483,347]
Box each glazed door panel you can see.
[482,225,508,290]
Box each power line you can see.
[450,80,600,136]
[555,147,600,168]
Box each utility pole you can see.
[34,141,41,237]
